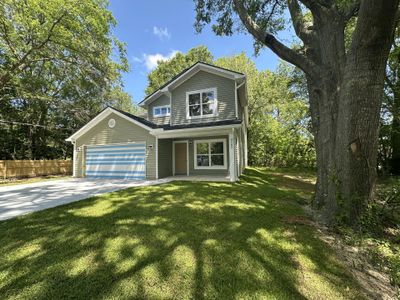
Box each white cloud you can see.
[143,50,180,70]
[153,26,171,40]
[132,56,142,63]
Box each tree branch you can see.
[287,0,314,44]
[233,0,319,78]
[342,0,360,20]
[0,12,66,89]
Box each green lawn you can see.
[0,168,365,299]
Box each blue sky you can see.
[108,0,290,104]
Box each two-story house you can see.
[66,62,248,181]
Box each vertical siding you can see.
[148,94,171,125]
[158,139,173,178]
[171,71,237,126]
[74,112,156,179]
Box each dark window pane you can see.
[210,142,223,154]
[189,105,201,116]
[197,155,209,166]
[202,91,214,103]
[154,108,161,115]
[189,93,200,105]
[211,154,224,166]
[161,107,167,114]
[196,143,208,154]
[202,103,214,115]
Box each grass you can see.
[0,168,365,299]
[0,175,71,186]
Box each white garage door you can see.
[85,142,146,180]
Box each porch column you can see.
[72,142,77,177]
[155,137,159,179]
[229,131,236,182]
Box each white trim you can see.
[169,91,172,126]
[234,81,238,118]
[139,62,245,107]
[153,105,171,117]
[186,87,218,120]
[172,140,189,176]
[193,138,227,170]
[243,123,248,167]
[66,107,152,142]
[236,81,245,89]
[155,137,159,179]
[229,132,236,181]
[72,143,77,177]
[151,123,242,138]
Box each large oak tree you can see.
[194,0,400,226]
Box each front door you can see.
[174,142,187,175]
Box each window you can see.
[187,88,217,118]
[194,139,226,169]
[153,105,170,117]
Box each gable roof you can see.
[65,106,156,142]
[138,61,246,107]
[66,105,245,143]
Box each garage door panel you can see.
[85,143,146,180]
[86,164,145,172]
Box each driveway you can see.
[0,178,169,221]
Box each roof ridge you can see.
[138,61,245,105]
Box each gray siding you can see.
[158,139,173,178]
[148,94,170,125]
[171,71,237,126]
[75,112,156,179]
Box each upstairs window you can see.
[186,88,217,118]
[153,105,170,117]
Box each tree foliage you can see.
[145,46,213,95]
[215,54,314,168]
[0,0,137,160]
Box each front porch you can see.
[154,126,244,182]
[165,175,231,182]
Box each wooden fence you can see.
[0,160,72,179]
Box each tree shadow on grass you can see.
[0,168,365,299]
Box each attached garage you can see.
[85,143,146,179]
[66,107,158,180]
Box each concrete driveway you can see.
[0,178,169,221]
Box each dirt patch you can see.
[283,215,314,226]
[314,224,399,299]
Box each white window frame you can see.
[186,87,218,119]
[194,138,227,170]
[153,105,171,117]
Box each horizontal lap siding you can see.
[148,94,170,125]
[75,112,156,179]
[158,139,173,178]
[171,71,236,126]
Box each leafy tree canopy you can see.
[0,0,137,159]
[145,46,213,95]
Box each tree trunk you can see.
[311,0,398,226]
[391,91,400,175]
[231,0,399,226]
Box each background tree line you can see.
[0,0,139,160]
